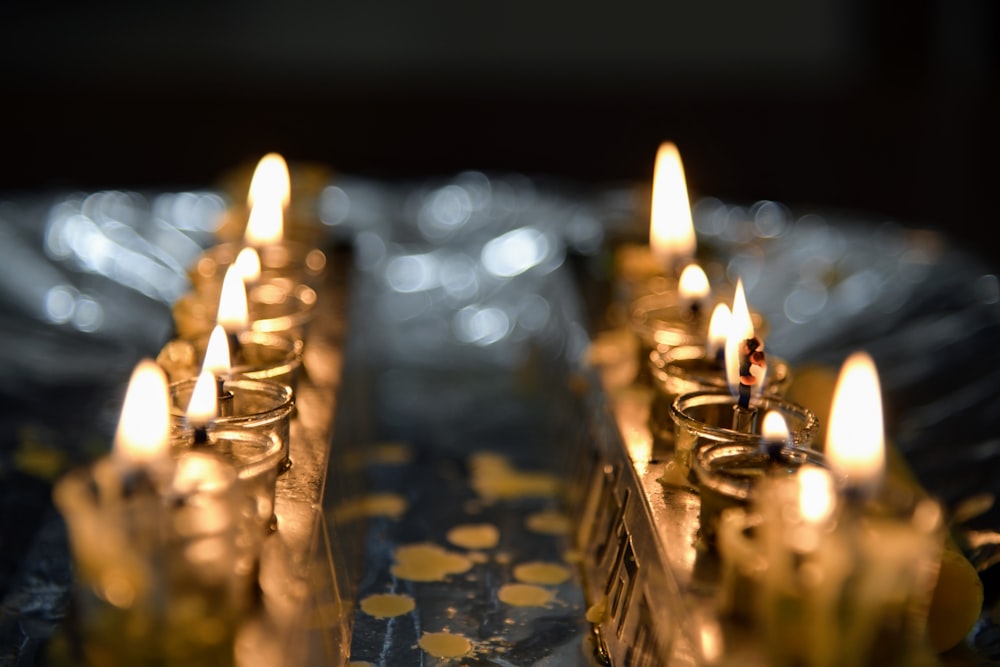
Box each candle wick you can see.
[119,465,159,498]
[192,424,210,446]
[216,376,235,418]
[761,439,788,464]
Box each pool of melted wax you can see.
[346,369,601,666]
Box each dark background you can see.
[2,0,998,261]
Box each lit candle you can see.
[103,359,174,495]
[759,410,790,461]
[805,351,944,664]
[175,367,286,535]
[649,141,696,279]
[678,262,711,321]
[188,152,326,293]
[725,279,766,428]
[825,351,886,501]
[186,370,218,445]
[53,359,247,663]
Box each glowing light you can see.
[724,279,754,394]
[825,351,885,497]
[649,142,696,274]
[454,306,511,345]
[234,246,261,283]
[113,359,170,464]
[173,452,233,495]
[203,325,231,377]
[216,264,249,334]
[244,197,283,246]
[247,153,291,209]
[678,263,710,301]
[707,303,731,353]
[186,370,218,428]
[797,465,836,525]
[385,253,441,293]
[761,410,790,443]
[481,227,552,278]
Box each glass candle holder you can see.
[189,240,327,291]
[169,377,294,474]
[693,441,827,547]
[157,330,304,389]
[171,427,284,536]
[723,475,946,667]
[665,390,818,490]
[648,345,792,454]
[172,278,317,341]
[629,290,768,385]
[52,452,248,667]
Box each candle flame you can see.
[649,142,696,275]
[234,246,261,283]
[216,264,249,334]
[113,359,170,464]
[798,465,836,525]
[826,351,885,496]
[186,370,218,428]
[244,196,284,246]
[678,263,710,301]
[761,410,790,443]
[247,152,291,209]
[724,279,755,394]
[203,324,231,377]
[707,303,731,353]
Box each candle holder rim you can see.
[669,389,818,446]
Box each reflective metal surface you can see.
[2,171,1000,666]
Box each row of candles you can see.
[604,143,975,665]
[52,154,325,666]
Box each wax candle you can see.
[173,261,317,342]
[190,153,327,292]
[730,352,946,666]
[646,302,791,454]
[819,352,945,665]
[179,369,285,535]
[169,375,294,474]
[611,141,701,329]
[53,360,246,666]
[690,410,825,545]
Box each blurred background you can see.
[2,0,998,261]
